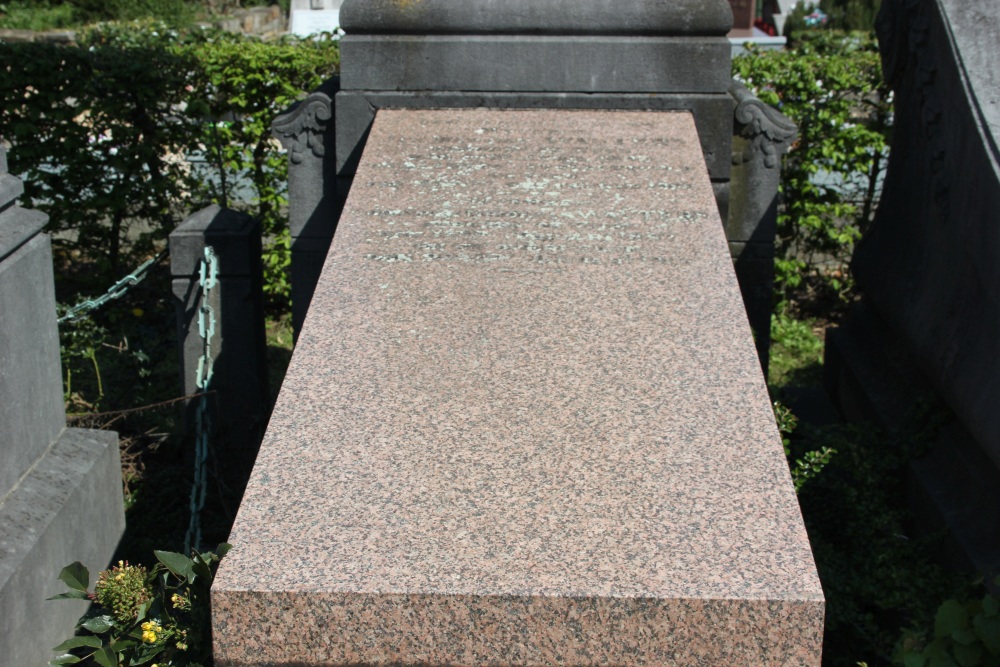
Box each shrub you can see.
[0,22,338,299]
[48,546,230,667]
[734,31,891,310]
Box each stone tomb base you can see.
[212,110,824,666]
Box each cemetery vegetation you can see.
[47,546,230,667]
[741,29,999,667]
[0,0,288,31]
[2,15,991,667]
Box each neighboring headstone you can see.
[213,109,824,666]
[170,205,269,498]
[728,0,758,36]
[271,78,341,337]
[826,0,1000,574]
[0,145,125,667]
[289,0,342,37]
[272,0,795,370]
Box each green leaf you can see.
[982,595,999,617]
[154,550,195,580]
[52,636,102,652]
[91,644,117,667]
[109,638,136,652]
[192,552,213,582]
[47,590,90,601]
[215,542,233,559]
[952,627,978,646]
[81,615,115,634]
[936,600,969,639]
[58,562,90,592]
[903,652,927,667]
[974,614,1000,655]
[49,654,83,665]
[134,600,150,623]
[954,642,983,667]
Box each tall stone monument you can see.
[271,0,795,370]
[0,146,125,666]
[826,0,1000,574]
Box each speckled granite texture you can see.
[212,109,824,666]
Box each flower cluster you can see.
[94,560,152,624]
[141,620,163,644]
[171,592,191,611]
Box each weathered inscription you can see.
[357,111,711,267]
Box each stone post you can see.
[271,78,342,337]
[170,205,269,498]
[728,81,797,370]
[0,145,125,667]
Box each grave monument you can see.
[0,146,125,667]
[826,0,1000,575]
[213,1,824,664]
[271,0,797,372]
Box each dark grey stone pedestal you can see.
[827,0,1000,576]
[0,146,125,667]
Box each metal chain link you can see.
[57,249,169,324]
[185,245,219,555]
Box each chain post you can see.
[185,245,219,556]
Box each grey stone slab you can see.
[0,206,46,263]
[339,35,732,94]
[730,242,776,371]
[271,78,340,240]
[0,232,66,496]
[938,0,1000,149]
[334,91,734,180]
[290,246,331,335]
[340,0,733,36]
[0,146,7,174]
[0,427,124,667]
[169,205,260,277]
[0,173,22,213]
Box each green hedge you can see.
[0,21,338,299]
[3,26,887,310]
[734,31,891,310]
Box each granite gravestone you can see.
[213,109,824,667]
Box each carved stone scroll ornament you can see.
[271,91,333,164]
[730,81,797,169]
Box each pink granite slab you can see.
[212,109,824,666]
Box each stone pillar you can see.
[0,145,125,667]
[271,78,342,337]
[170,205,269,497]
[728,81,797,371]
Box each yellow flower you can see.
[132,307,144,318]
